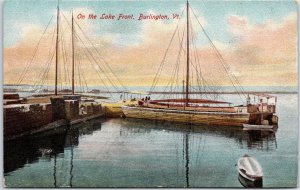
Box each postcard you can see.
[2,0,298,188]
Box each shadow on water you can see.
[4,118,277,187]
[238,174,263,188]
[118,118,276,188]
[119,118,277,151]
[4,118,103,176]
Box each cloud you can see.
[227,15,249,37]
[4,11,297,87]
[224,13,297,85]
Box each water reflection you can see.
[184,132,190,188]
[4,128,67,174]
[4,118,278,187]
[4,119,103,176]
[238,174,263,188]
[118,118,277,188]
[120,118,277,151]
[242,130,277,150]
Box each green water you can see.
[3,94,298,187]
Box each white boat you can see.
[243,124,274,130]
[237,155,263,181]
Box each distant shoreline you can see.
[2,89,297,95]
[147,91,298,95]
[3,84,298,94]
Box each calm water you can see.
[4,94,298,188]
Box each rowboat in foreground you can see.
[237,155,263,182]
[238,174,263,188]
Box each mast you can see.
[72,11,75,95]
[55,2,60,95]
[185,0,190,106]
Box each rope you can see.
[190,6,246,103]
[16,16,54,86]
[149,8,186,93]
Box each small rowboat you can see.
[237,155,263,182]
[238,174,263,188]
[243,124,275,131]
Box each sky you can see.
[3,0,298,87]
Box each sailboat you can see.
[12,0,128,102]
[122,1,278,127]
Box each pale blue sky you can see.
[4,0,297,48]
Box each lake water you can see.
[3,94,298,187]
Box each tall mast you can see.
[185,0,190,106]
[55,1,60,95]
[72,11,75,95]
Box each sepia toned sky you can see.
[3,0,298,87]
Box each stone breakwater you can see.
[3,94,104,141]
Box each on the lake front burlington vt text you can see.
[76,13,180,20]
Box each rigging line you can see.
[150,8,186,93]
[65,34,71,88]
[190,7,246,102]
[196,31,245,101]
[73,30,121,92]
[150,25,179,93]
[78,53,88,93]
[17,15,54,86]
[64,33,72,88]
[160,28,183,97]
[79,54,85,93]
[73,20,128,92]
[59,42,63,91]
[39,52,55,92]
[78,42,114,97]
[166,45,181,100]
[171,26,186,100]
[75,30,119,91]
[60,12,73,89]
[34,50,55,92]
[64,37,72,86]
[32,49,54,90]
[70,34,119,93]
[62,31,71,87]
[189,12,215,97]
[45,28,57,93]
[157,27,184,100]
[35,44,56,90]
[78,52,89,92]
[80,47,112,96]
[32,31,56,90]
[60,33,68,86]
[190,24,213,100]
[76,52,82,93]
[59,23,72,88]
[190,24,203,93]
[157,26,178,99]
[63,12,125,93]
[59,22,73,91]
[174,30,184,98]
[76,57,83,93]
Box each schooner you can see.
[122,1,278,127]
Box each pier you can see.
[3,93,137,141]
[3,93,109,141]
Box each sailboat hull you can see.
[122,106,250,127]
